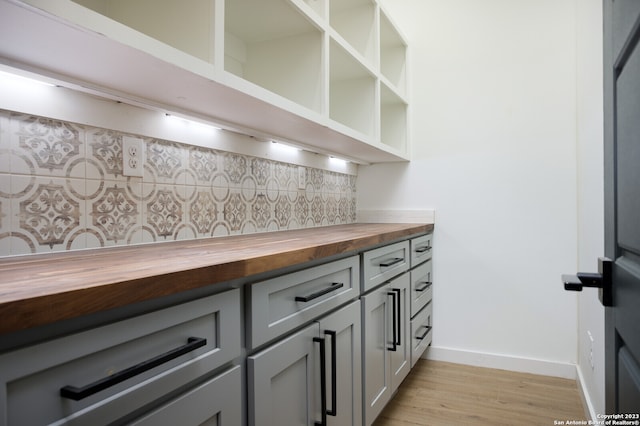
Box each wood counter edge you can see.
[0,223,433,335]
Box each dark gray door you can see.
[604,0,640,413]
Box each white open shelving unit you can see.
[0,0,410,163]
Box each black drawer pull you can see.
[416,326,432,340]
[387,289,398,352]
[295,282,344,302]
[314,336,327,426]
[415,245,432,253]
[60,337,207,401]
[379,257,404,268]
[415,281,432,292]
[324,330,337,417]
[392,288,402,346]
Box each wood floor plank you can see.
[374,360,586,425]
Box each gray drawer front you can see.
[410,302,433,368]
[247,256,360,349]
[0,289,241,426]
[362,241,410,293]
[410,259,433,317]
[410,233,433,267]
[131,365,242,426]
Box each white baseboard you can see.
[424,346,577,379]
[576,366,598,421]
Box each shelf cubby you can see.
[224,0,324,113]
[7,0,411,162]
[299,0,326,20]
[380,9,407,96]
[329,39,376,138]
[72,0,216,64]
[380,82,408,152]
[329,0,376,66]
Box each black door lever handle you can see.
[562,257,612,306]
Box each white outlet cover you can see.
[122,136,144,177]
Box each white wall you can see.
[363,0,580,377]
[575,0,605,417]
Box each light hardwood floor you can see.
[374,360,586,426]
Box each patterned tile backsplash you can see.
[0,110,357,257]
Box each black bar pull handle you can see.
[415,281,432,292]
[324,330,337,417]
[415,245,432,253]
[416,325,432,340]
[314,336,327,426]
[295,282,344,303]
[387,291,397,352]
[392,288,401,346]
[562,257,612,306]
[379,257,404,268]
[60,337,207,401]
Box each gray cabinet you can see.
[0,230,432,426]
[408,233,434,367]
[410,301,433,368]
[410,233,433,268]
[318,301,362,426]
[247,256,360,350]
[0,289,242,426]
[410,259,433,317]
[248,322,320,426]
[130,365,243,426]
[361,241,410,293]
[248,300,361,426]
[361,272,410,426]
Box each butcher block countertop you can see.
[0,223,432,335]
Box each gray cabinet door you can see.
[389,272,411,392]
[362,272,411,426]
[248,323,321,426]
[362,283,392,426]
[317,300,362,426]
[130,365,242,426]
[0,289,241,426]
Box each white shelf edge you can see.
[1,0,410,164]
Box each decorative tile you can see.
[310,195,325,225]
[294,193,309,226]
[11,175,86,254]
[90,181,140,246]
[223,152,248,185]
[0,173,10,256]
[144,185,185,240]
[87,128,123,179]
[338,196,349,223]
[309,167,324,191]
[274,193,292,228]
[223,191,247,232]
[189,189,218,236]
[251,157,271,187]
[275,162,293,190]
[251,193,271,230]
[146,139,185,185]
[325,194,338,224]
[0,109,358,257]
[0,112,11,174]
[189,146,218,185]
[241,176,257,202]
[11,113,85,179]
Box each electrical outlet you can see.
[298,166,306,189]
[122,136,144,177]
[588,330,595,370]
